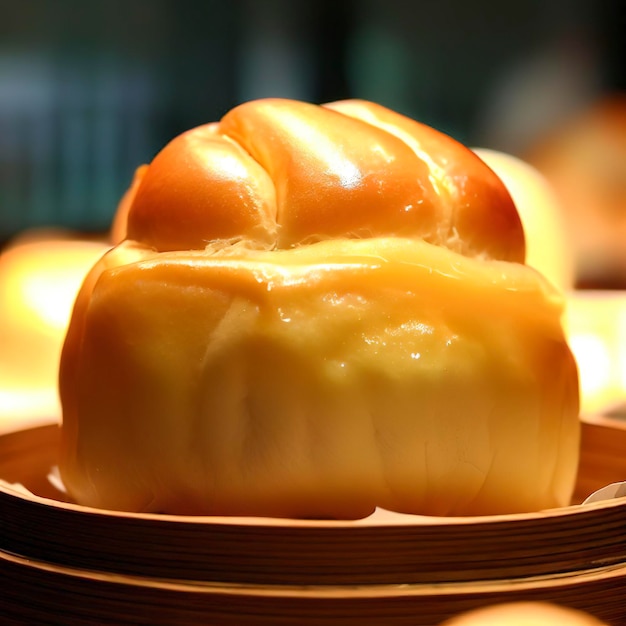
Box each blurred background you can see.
[1,0,626,424]
[1,0,624,246]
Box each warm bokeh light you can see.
[0,231,109,430]
[565,291,626,415]
[569,334,612,399]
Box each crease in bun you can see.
[122,98,525,262]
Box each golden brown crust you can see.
[325,99,525,262]
[126,124,277,252]
[122,98,525,261]
[111,165,147,245]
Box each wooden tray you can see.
[1,415,625,624]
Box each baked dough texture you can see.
[59,99,579,518]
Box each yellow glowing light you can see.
[0,232,109,427]
[565,291,626,415]
[0,389,61,434]
[19,249,101,331]
[620,348,626,393]
[568,333,612,399]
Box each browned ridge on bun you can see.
[117,98,525,261]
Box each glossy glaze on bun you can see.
[121,99,525,261]
[59,99,579,518]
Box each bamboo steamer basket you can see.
[0,414,625,625]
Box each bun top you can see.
[120,98,525,263]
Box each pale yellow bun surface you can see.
[59,99,579,518]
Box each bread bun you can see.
[441,601,607,625]
[59,99,579,518]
